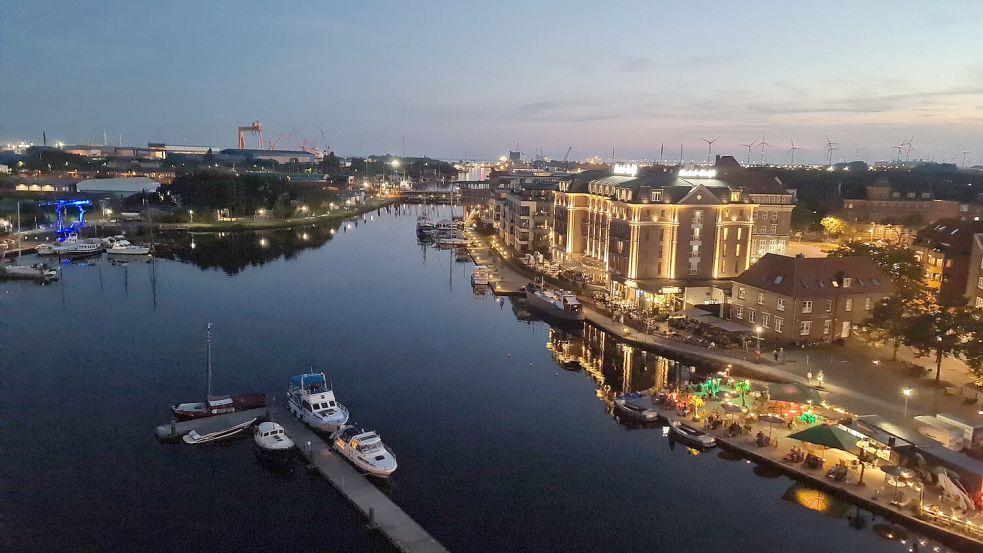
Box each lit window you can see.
[823,320,832,335]
[825,300,832,312]
[736,306,744,319]
[845,298,853,312]
[738,287,746,300]
[775,317,783,333]
[802,301,813,314]
[757,292,765,305]
[865,297,872,310]
[748,309,756,324]
[800,321,812,336]
[777,297,785,311]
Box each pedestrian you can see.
[817,370,825,386]
[708,341,715,350]
[773,349,779,362]
[778,347,785,362]
[806,370,813,383]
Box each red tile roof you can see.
[733,254,896,298]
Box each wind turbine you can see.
[702,136,720,164]
[854,146,864,161]
[824,135,838,165]
[904,135,914,163]
[962,149,969,167]
[758,134,771,165]
[741,140,757,166]
[789,140,801,165]
[892,142,905,162]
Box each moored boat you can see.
[669,420,716,448]
[107,239,151,256]
[471,265,490,286]
[37,234,102,257]
[253,421,294,455]
[286,372,350,431]
[1,262,58,281]
[171,323,267,420]
[331,424,398,478]
[524,282,584,321]
[182,417,257,444]
[614,392,660,422]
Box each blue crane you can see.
[38,199,93,237]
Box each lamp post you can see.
[189,209,194,223]
[755,326,763,355]
[902,386,912,418]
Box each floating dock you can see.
[275,410,450,553]
[153,407,269,440]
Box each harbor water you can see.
[0,205,948,552]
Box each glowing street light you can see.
[755,326,763,355]
[902,386,912,418]
[189,209,194,223]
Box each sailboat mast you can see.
[206,322,213,397]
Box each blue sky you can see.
[2,0,982,163]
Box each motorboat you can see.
[669,421,717,448]
[471,265,490,286]
[253,421,294,454]
[171,323,267,420]
[101,235,127,247]
[107,239,151,255]
[416,213,436,238]
[182,417,257,445]
[1,262,58,281]
[286,372,350,431]
[332,424,397,478]
[36,234,102,257]
[524,282,584,321]
[614,392,660,422]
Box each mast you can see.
[206,322,213,398]
[16,201,21,262]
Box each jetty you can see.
[276,410,450,553]
[153,407,269,440]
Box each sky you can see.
[2,0,982,164]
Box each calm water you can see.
[1,205,947,552]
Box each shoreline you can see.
[155,197,396,233]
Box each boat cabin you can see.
[255,422,286,439]
[289,373,340,413]
[337,427,385,455]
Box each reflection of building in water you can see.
[547,325,670,395]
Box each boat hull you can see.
[669,423,717,449]
[182,418,256,444]
[171,393,267,420]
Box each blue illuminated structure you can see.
[38,199,93,238]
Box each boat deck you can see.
[153,407,269,441]
[275,409,450,553]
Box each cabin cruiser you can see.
[36,234,102,256]
[107,239,151,255]
[524,283,584,321]
[182,417,257,445]
[331,424,398,478]
[669,421,716,448]
[253,421,294,454]
[471,265,490,286]
[1,262,58,281]
[416,213,436,238]
[286,372,350,431]
[101,235,127,247]
[614,392,660,422]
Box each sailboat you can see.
[171,323,266,420]
[2,202,59,282]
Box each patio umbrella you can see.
[787,424,859,454]
[758,414,786,438]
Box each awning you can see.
[788,424,859,454]
[767,382,824,405]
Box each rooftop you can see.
[913,218,983,254]
[733,254,896,298]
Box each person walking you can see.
[778,347,785,362]
[773,349,779,362]
[806,370,813,383]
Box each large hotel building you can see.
[550,157,793,311]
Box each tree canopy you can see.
[827,240,925,291]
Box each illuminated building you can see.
[911,219,983,307]
[493,178,557,252]
[552,158,792,310]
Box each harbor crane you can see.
[563,146,572,170]
[237,121,263,149]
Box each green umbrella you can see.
[787,424,859,454]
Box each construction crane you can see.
[563,146,572,170]
[266,133,283,150]
[237,121,263,149]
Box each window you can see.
[823,320,832,335]
[736,306,744,319]
[865,297,872,310]
[800,321,812,336]
[757,292,765,305]
[843,277,852,288]
[978,276,983,289]
[747,309,756,324]
[845,298,853,312]
[762,313,770,327]
[777,297,785,311]
[802,301,813,314]
[738,287,746,300]
[825,299,832,312]
[771,211,778,221]
[769,224,777,235]
[977,297,983,308]
[775,317,784,333]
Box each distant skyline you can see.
[2,0,982,164]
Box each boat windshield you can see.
[358,442,383,454]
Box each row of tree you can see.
[828,241,983,384]
[165,169,337,219]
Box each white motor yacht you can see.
[332,424,398,478]
[253,421,294,454]
[286,372,350,431]
[471,265,490,286]
[107,239,151,255]
[37,234,102,256]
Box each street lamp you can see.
[189,209,194,223]
[902,386,912,418]
[755,326,763,355]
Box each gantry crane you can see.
[237,121,263,149]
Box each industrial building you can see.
[75,176,159,197]
[217,148,317,165]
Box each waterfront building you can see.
[75,176,160,197]
[730,254,895,342]
[550,157,793,311]
[911,219,983,307]
[493,179,556,252]
[841,179,961,227]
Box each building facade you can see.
[550,159,793,311]
[730,254,895,343]
[911,219,983,307]
[493,180,556,252]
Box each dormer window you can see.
[843,277,851,288]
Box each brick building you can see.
[911,219,983,307]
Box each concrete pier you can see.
[153,407,268,440]
[275,410,450,553]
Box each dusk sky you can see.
[2,0,982,164]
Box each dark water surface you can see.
[1,205,948,552]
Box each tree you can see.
[271,192,293,220]
[864,289,930,360]
[902,304,977,384]
[820,216,847,238]
[734,380,751,407]
[827,240,925,291]
[960,310,983,385]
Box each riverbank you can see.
[156,197,396,233]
